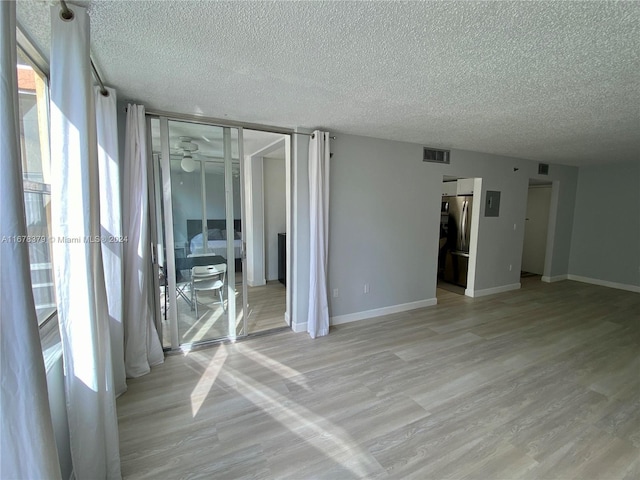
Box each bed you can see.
[186,219,243,270]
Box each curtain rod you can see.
[58,1,109,97]
[90,59,109,97]
[300,132,336,140]
[139,107,336,138]
[59,0,73,20]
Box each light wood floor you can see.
[119,277,639,479]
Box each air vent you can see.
[538,163,549,175]
[423,147,450,164]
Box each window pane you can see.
[17,48,56,324]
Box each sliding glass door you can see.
[150,117,246,350]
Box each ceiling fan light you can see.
[180,142,198,152]
[181,154,196,172]
[177,136,199,152]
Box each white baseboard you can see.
[567,275,640,293]
[467,283,521,298]
[291,321,307,333]
[541,274,568,283]
[294,297,438,333]
[331,298,438,326]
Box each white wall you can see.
[547,176,579,279]
[569,161,640,288]
[263,157,286,281]
[244,155,265,286]
[326,133,579,319]
[329,136,437,316]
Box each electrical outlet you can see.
[333,288,339,298]
[509,264,513,271]
[364,283,370,294]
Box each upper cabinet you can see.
[457,178,474,195]
[442,181,457,196]
[442,179,474,196]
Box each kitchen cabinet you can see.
[442,181,457,196]
[457,178,474,195]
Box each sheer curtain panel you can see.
[307,131,331,338]
[123,104,164,377]
[49,5,121,479]
[95,86,127,396]
[0,2,62,478]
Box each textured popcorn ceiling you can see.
[16,0,640,166]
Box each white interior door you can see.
[522,184,552,275]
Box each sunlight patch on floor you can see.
[238,344,310,391]
[188,307,224,343]
[229,367,380,477]
[190,344,228,417]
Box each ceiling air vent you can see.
[538,163,549,175]
[423,147,450,164]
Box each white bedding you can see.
[189,235,242,259]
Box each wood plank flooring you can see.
[118,278,639,479]
[245,281,288,334]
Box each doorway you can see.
[148,116,291,351]
[521,180,552,280]
[436,175,479,296]
[243,133,290,334]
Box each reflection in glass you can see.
[153,120,241,347]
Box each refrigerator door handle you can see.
[459,202,464,250]
[460,201,467,251]
[458,202,464,249]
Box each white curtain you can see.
[307,131,331,338]
[49,5,121,479]
[123,104,164,377]
[0,2,62,478]
[95,86,127,396]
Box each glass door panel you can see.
[153,118,245,349]
[240,130,290,334]
[149,118,170,348]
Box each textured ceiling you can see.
[16,0,640,167]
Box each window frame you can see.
[16,30,57,330]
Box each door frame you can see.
[243,135,292,327]
[148,112,294,350]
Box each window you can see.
[17,48,56,324]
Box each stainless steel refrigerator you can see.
[441,195,473,287]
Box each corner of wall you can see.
[291,321,308,333]
[466,283,520,298]
[547,167,579,278]
[291,128,311,331]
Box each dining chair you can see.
[190,263,226,318]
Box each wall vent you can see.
[538,163,549,175]
[423,147,450,164]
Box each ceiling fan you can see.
[171,136,199,172]
[169,136,241,177]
